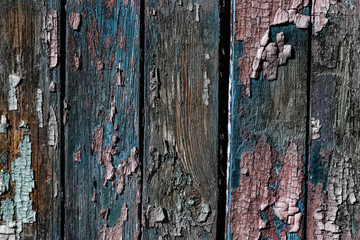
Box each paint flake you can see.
[0,171,10,195]
[100,204,128,240]
[149,68,160,111]
[8,75,21,111]
[69,12,81,30]
[0,115,9,134]
[311,118,321,139]
[48,106,58,147]
[36,89,44,128]
[46,10,58,69]
[91,127,104,165]
[234,0,309,96]
[73,147,81,162]
[202,71,211,106]
[116,147,138,195]
[49,81,56,92]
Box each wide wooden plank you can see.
[227,1,310,239]
[0,0,62,239]
[143,0,221,239]
[308,2,360,239]
[64,0,141,239]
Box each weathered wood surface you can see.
[228,1,310,239]
[308,1,360,239]
[0,0,62,239]
[64,0,141,239]
[143,0,221,239]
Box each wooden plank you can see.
[143,0,221,239]
[308,2,360,239]
[64,0,141,239]
[227,1,310,239]
[0,0,62,239]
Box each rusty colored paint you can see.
[46,9,58,69]
[69,12,81,30]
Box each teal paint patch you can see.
[11,134,36,233]
[309,141,328,187]
[286,232,300,240]
[0,171,10,195]
[1,198,15,227]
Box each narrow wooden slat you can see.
[64,0,141,239]
[308,2,360,239]
[0,0,62,238]
[228,1,310,239]
[143,0,221,239]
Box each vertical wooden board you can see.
[143,0,220,239]
[228,1,310,239]
[0,0,62,239]
[308,2,360,239]
[64,0,141,239]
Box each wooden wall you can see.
[0,0,359,239]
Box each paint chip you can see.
[311,118,321,139]
[48,106,59,147]
[202,71,211,106]
[36,89,44,128]
[8,75,21,111]
[69,12,81,30]
[49,81,56,92]
[0,115,9,134]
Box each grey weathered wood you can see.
[143,1,221,239]
[308,2,360,239]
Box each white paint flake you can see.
[48,106,58,147]
[202,71,211,106]
[0,115,9,134]
[8,75,21,111]
[36,89,44,128]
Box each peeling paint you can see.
[0,225,16,240]
[116,147,138,195]
[0,171,10,195]
[149,68,160,111]
[102,146,115,184]
[73,147,81,162]
[195,3,200,22]
[8,75,21,111]
[0,115,9,134]
[49,81,56,92]
[230,135,304,239]
[91,126,104,165]
[48,106,58,147]
[36,88,44,128]
[11,134,36,233]
[146,205,166,227]
[69,12,81,30]
[46,10,58,69]
[311,118,321,140]
[74,49,81,70]
[1,198,15,227]
[234,0,309,96]
[100,204,128,240]
[312,0,337,34]
[202,71,211,106]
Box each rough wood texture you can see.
[0,0,62,239]
[64,0,141,239]
[308,1,360,239]
[228,3,309,237]
[143,0,220,239]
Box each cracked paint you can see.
[36,88,44,128]
[100,204,128,240]
[116,147,138,195]
[230,135,304,239]
[8,75,21,111]
[234,0,309,96]
[46,10,58,69]
[11,134,36,233]
[0,171,10,195]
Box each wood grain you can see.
[228,2,309,237]
[308,1,360,239]
[64,0,141,239]
[0,0,62,238]
[143,0,221,239]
